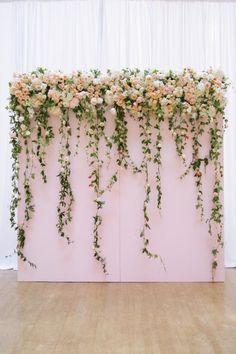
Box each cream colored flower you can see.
[20,124,26,131]
[105,91,114,105]
[97,97,103,105]
[154,80,163,88]
[31,78,42,91]
[174,87,183,97]
[48,89,61,104]
[145,75,152,81]
[110,108,116,116]
[187,106,192,114]
[91,97,97,105]
[197,82,205,91]
[47,106,62,117]
[160,98,168,106]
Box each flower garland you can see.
[8,68,228,278]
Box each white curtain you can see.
[0,0,236,269]
[0,1,17,269]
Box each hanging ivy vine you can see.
[56,110,74,244]
[8,68,228,279]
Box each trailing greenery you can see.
[8,68,228,279]
[56,110,74,244]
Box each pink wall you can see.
[18,113,224,282]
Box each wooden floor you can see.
[0,271,236,354]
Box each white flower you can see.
[105,91,114,105]
[63,93,73,107]
[27,108,34,119]
[208,74,214,80]
[25,130,31,136]
[18,116,24,123]
[93,78,100,85]
[110,107,116,116]
[160,98,168,106]
[154,80,163,88]
[41,83,47,92]
[31,78,42,91]
[97,97,103,105]
[187,106,192,114]
[197,82,205,91]
[91,97,97,105]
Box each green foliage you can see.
[8,68,229,279]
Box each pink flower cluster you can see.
[9,68,228,123]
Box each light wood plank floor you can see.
[0,270,236,354]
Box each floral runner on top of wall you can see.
[8,68,228,280]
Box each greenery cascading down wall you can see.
[8,68,228,279]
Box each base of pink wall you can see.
[18,114,224,282]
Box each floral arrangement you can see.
[8,68,228,279]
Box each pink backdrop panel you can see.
[18,113,224,282]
